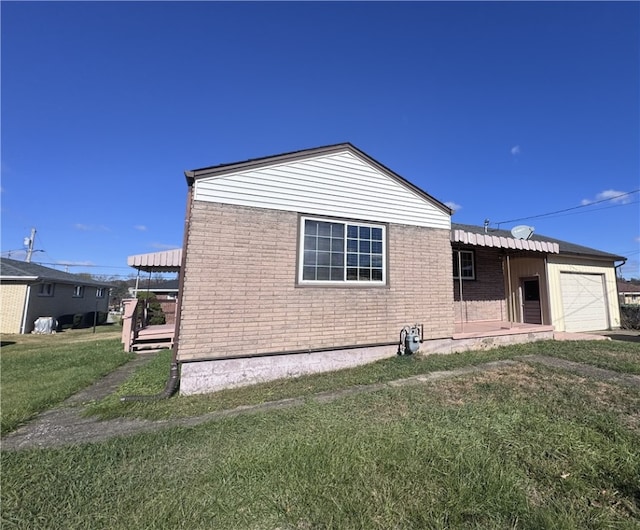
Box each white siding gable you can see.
[193,150,450,229]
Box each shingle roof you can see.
[618,280,640,293]
[451,223,625,261]
[0,258,110,287]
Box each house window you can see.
[73,285,84,298]
[299,217,386,284]
[96,287,106,298]
[38,283,54,297]
[453,250,475,280]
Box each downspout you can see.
[121,176,194,402]
[457,247,464,332]
[20,284,32,334]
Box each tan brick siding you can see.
[453,247,506,322]
[0,283,28,334]
[177,202,454,361]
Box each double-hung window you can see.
[73,285,85,298]
[300,217,386,285]
[453,250,475,280]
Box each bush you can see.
[136,292,166,326]
[620,305,640,330]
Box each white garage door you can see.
[560,273,608,332]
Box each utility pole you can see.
[24,228,36,263]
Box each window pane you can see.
[372,255,382,268]
[318,237,331,251]
[372,269,383,281]
[318,222,332,237]
[317,252,330,266]
[331,238,343,252]
[372,241,382,254]
[347,253,358,266]
[347,225,358,238]
[359,255,370,267]
[347,239,357,252]
[347,268,358,281]
[331,224,344,238]
[305,221,318,236]
[317,267,330,281]
[359,226,370,239]
[304,236,316,251]
[358,269,371,281]
[331,253,344,266]
[372,227,383,241]
[303,267,316,281]
[304,251,316,266]
[359,240,370,253]
[330,268,343,281]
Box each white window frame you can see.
[38,283,55,297]
[453,250,475,280]
[298,216,386,286]
[73,285,85,298]
[96,287,106,298]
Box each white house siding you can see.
[194,150,450,230]
[546,256,620,332]
[0,283,28,334]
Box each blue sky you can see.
[2,1,639,279]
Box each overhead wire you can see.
[494,189,640,227]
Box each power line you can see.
[495,189,640,226]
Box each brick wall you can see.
[453,247,506,322]
[177,202,454,361]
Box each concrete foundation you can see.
[179,327,556,395]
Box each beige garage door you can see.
[560,273,608,332]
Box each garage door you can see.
[560,273,608,332]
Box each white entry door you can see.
[560,273,608,332]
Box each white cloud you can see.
[635,236,640,243]
[510,145,521,156]
[582,189,632,206]
[73,224,110,232]
[444,201,462,213]
[595,189,632,204]
[56,260,95,267]
[150,243,179,250]
[134,225,147,231]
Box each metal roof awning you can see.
[127,249,183,272]
[451,229,560,254]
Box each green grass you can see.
[86,339,640,422]
[1,327,133,434]
[3,360,639,529]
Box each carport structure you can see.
[122,249,182,352]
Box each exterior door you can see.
[522,278,542,324]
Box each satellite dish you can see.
[511,225,534,240]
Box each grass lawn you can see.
[1,338,639,528]
[0,326,132,434]
[86,339,640,422]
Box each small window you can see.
[96,287,106,298]
[453,250,475,280]
[73,285,84,298]
[299,217,386,285]
[38,283,54,297]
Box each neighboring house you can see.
[0,258,110,334]
[618,280,640,305]
[170,143,624,395]
[129,278,180,326]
